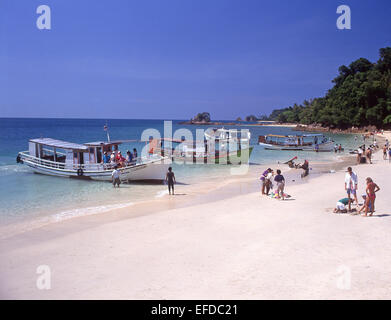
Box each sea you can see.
[0,118,363,229]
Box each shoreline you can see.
[0,133,389,299]
[0,132,382,240]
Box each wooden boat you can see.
[17,138,170,181]
[156,127,253,164]
[258,134,334,152]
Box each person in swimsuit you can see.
[383,145,388,160]
[166,167,176,195]
[364,177,380,217]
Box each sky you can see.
[0,0,390,120]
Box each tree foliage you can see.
[267,47,391,129]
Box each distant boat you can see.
[17,138,170,181]
[258,134,334,152]
[157,128,253,164]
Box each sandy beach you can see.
[0,132,390,300]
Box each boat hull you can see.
[20,153,170,182]
[259,142,334,152]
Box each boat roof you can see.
[84,140,124,146]
[29,138,88,151]
[266,134,324,138]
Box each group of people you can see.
[103,148,138,167]
[334,144,343,153]
[356,144,375,164]
[334,167,380,216]
[260,168,286,200]
[382,139,391,161]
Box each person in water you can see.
[111,166,121,188]
[166,167,176,195]
[363,177,380,217]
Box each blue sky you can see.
[0,0,390,120]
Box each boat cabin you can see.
[28,138,89,169]
[83,141,123,164]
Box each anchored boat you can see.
[258,134,334,152]
[17,138,170,181]
[157,128,253,164]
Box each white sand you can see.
[0,133,390,299]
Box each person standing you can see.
[274,169,286,200]
[265,169,274,195]
[345,167,358,206]
[364,178,380,216]
[133,148,138,161]
[166,167,176,195]
[383,145,388,160]
[260,168,271,195]
[112,166,121,188]
[366,147,372,164]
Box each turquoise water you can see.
[0,118,363,227]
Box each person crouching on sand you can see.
[363,177,380,217]
[334,197,353,213]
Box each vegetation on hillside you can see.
[267,47,391,129]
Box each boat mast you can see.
[104,122,111,143]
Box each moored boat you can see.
[17,138,170,181]
[258,134,334,152]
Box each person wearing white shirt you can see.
[112,166,121,188]
[345,167,358,205]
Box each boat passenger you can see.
[103,151,110,164]
[126,150,133,164]
[110,151,116,164]
[133,148,138,160]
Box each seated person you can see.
[126,150,133,164]
[333,197,353,213]
[102,151,110,164]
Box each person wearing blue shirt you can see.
[103,151,110,164]
[126,150,133,164]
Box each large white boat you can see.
[17,138,170,181]
[258,134,334,152]
[204,127,251,142]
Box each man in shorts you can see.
[345,167,358,206]
[112,166,121,188]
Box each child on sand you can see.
[274,169,285,200]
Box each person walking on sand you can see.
[383,145,388,160]
[165,167,176,195]
[345,167,358,206]
[112,166,121,188]
[363,177,380,217]
[366,147,372,164]
[357,146,363,164]
[274,169,286,200]
[265,169,274,195]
